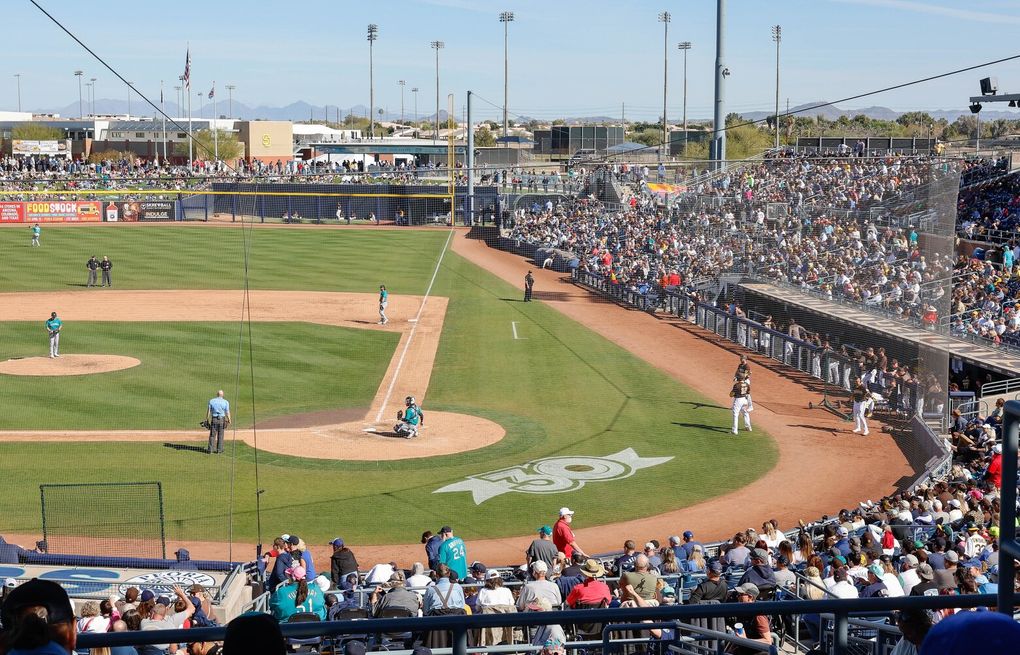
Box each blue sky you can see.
[5,0,1020,121]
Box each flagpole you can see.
[213,84,219,164]
[161,80,167,165]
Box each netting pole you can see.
[232,193,236,223]
[157,482,166,559]
[376,197,382,223]
[315,195,321,223]
[39,485,47,552]
[287,195,292,222]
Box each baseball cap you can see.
[837,526,849,536]
[440,525,453,534]
[287,535,300,546]
[156,596,171,607]
[708,561,723,574]
[775,555,789,566]
[470,562,487,574]
[286,565,307,581]
[1,579,74,628]
[644,542,656,550]
[734,582,759,599]
[683,530,694,539]
[751,548,768,561]
[558,507,574,517]
[140,589,156,602]
[344,641,368,655]
[486,570,501,579]
[949,499,961,509]
[537,525,552,535]
[3,578,16,588]
[330,537,345,547]
[868,564,885,577]
[918,610,1020,655]
[944,550,959,563]
[904,554,919,567]
[661,585,676,597]
[280,533,291,541]
[668,535,681,545]
[916,563,934,580]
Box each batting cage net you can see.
[40,482,166,559]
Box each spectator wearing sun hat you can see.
[329,537,359,586]
[526,525,558,570]
[565,560,611,608]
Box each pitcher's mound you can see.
[0,355,141,376]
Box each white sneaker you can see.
[731,429,738,435]
[852,429,861,433]
[863,431,870,436]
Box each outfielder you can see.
[730,378,752,435]
[45,311,62,358]
[851,378,871,435]
[378,284,389,325]
[30,223,40,247]
[394,395,424,439]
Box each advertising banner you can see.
[12,140,72,158]
[24,201,102,223]
[0,202,24,222]
[138,200,175,221]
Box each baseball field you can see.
[0,222,780,558]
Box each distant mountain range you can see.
[38,98,447,123]
[740,101,1019,123]
[30,98,1020,125]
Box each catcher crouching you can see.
[394,395,424,439]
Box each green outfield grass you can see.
[0,322,397,429]
[0,225,778,545]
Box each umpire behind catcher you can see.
[205,390,231,454]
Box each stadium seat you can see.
[285,612,323,652]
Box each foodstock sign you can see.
[24,201,102,223]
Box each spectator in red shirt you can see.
[553,508,586,560]
[987,443,1003,489]
[565,560,612,608]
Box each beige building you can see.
[237,121,293,164]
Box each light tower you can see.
[499,11,514,144]
[367,24,379,139]
[431,41,445,143]
[658,11,671,160]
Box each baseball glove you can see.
[396,409,404,421]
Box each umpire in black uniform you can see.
[100,256,113,287]
[86,256,99,287]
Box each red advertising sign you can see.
[24,201,102,223]
[0,202,24,222]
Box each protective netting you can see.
[40,482,165,558]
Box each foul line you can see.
[511,321,524,340]
[372,228,456,424]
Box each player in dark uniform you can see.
[100,256,113,287]
[851,377,870,435]
[734,355,753,410]
[730,378,752,435]
[86,256,99,287]
[524,271,535,302]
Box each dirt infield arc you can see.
[0,289,505,459]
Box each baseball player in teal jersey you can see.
[378,285,389,325]
[31,224,40,247]
[394,395,423,438]
[45,312,62,358]
[437,526,467,579]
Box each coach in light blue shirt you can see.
[206,390,231,455]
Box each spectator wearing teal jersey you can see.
[270,564,325,621]
[438,526,468,579]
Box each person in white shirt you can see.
[830,569,859,599]
[898,555,921,596]
[405,561,434,599]
[947,498,965,523]
[365,561,396,585]
[476,571,515,608]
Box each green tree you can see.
[12,123,64,140]
[628,127,662,147]
[552,119,566,126]
[173,129,243,161]
[474,126,496,147]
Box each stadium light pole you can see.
[84,82,92,116]
[14,74,21,112]
[658,11,670,161]
[74,70,83,118]
[500,11,514,146]
[367,24,378,139]
[677,42,691,155]
[198,91,204,120]
[126,82,132,117]
[431,41,444,143]
[772,24,781,150]
[711,0,727,167]
[398,80,406,125]
[412,87,419,133]
[174,85,182,116]
[225,85,236,118]
[90,77,96,115]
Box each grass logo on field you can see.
[435,448,673,504]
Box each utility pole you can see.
[431,41,444,143]
[398,80,406,124]
[126,82,132,117]
[412,87,419,132]
[226,84,236,118]
[500,11,514,146]
[678,42,691,155]
[90,78,96,115]
[711,0,727,167]
[658,11,670,161]
[74,70,83,118]
[771,24,781,150]
[367,24,379,139]
[14,74,21,112]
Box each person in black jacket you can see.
[690,561,728,604]
[329,537,359,586]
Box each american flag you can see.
[183,48,191,90]
[208,82,215,100]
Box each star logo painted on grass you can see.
[434,448,674,504]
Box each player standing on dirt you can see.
[45,311,62,358]
[851,377,871,436]
[734,354,753,411]
[378,284,389,325]
[730,377,752,435]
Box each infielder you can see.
[378,284,389,325]
[851,378,871,435]
[45,311,62,358]
[394,395,424,438]
[730,378,752,435]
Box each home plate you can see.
[407,318,418,323]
